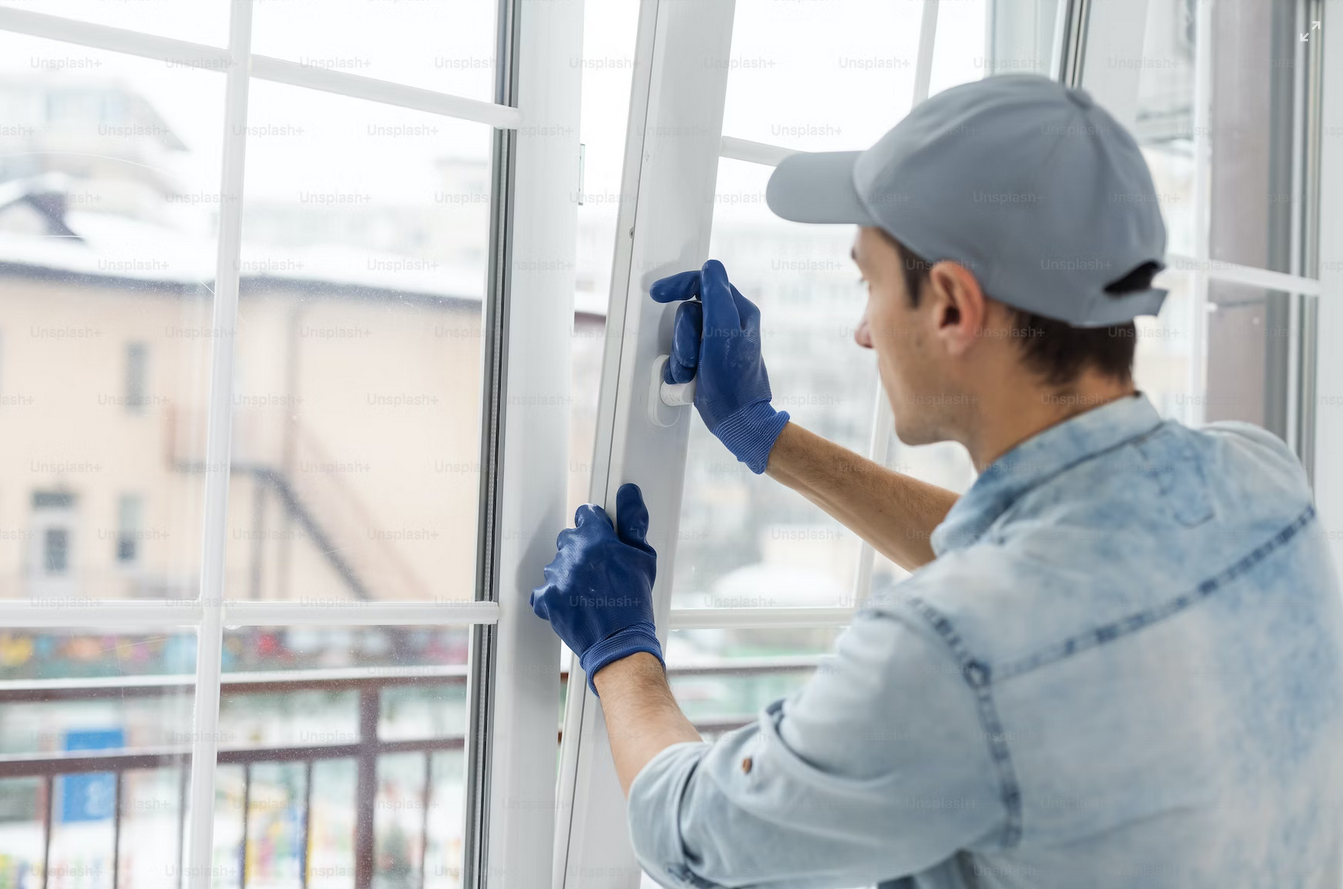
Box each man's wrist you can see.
[592,651,668,698]
[580,622,663,695]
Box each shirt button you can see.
[741,756,753,775]
[964,660,990,688]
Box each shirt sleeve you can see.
[627,604,1007,889]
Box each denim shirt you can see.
[628,393,1343,889]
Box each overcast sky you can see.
[0,0,989,237]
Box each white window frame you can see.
[0,0,583,886]
[555,1,1338,886]
[1314,0,1343,573]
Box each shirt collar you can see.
[930,392,1164,556]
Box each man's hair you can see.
[887,234,1137,386]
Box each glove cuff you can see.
[715,402,791,474]
[580,621,664,696]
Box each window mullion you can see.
[669,607,855,631]
[1187,0,1214,429]
[183,0,254,884]
[248,54,521,129]
[718,135,796,167]
[0,5,230,68]
[913,0,940,104]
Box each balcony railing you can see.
[0,658,818,889]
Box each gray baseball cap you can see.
[765,74,1168,327]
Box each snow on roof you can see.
[0,207,610,316]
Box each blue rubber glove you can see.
[529,483,662,695]
[650,259,790,474]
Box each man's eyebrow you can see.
[850,247,857,262]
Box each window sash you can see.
[0,1,582,886]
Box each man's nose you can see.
[854,310,874,350]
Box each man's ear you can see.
[927,261,986,356]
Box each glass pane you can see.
[0,629,195,887]
[668,158,876,612]
[0,33,225,600]
[570,0,643,514]
[1205,0,1304,274]
[212,625,470,889]
[309,758,358,889]
[871,435,976,592]
[221,626,469,674]
[243,761,306,886]
[1103,0,1197,257]
[0,0,229,46]
[986,0,1065,79]
[667,626,843,664]
[928,0,990,97]
[373,753,427,889]
[722,0,925,151]
[380,682,468,743]
[252,0,498,103]
[224,81,492,604]
[671,668,812,739]
[1204,282,1294,434]
[211,764,245,888]
[570,314,606,515]
[1134,268,1198,423]
[123,767,191,888]
[1098,0,1308,275]
[425,750,466,889]
[720,0,1045,151]
[666,628,844,735]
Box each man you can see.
[530,75,1343,888]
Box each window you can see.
[29,490,77,593]
[124,342,148,413]
[116,494,142,565]
[0,0,581,885]
[43,528,68,575]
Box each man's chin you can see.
[892,424,942,449]
[889,397,958,449]
[890,413,935,449]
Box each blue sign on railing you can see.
[60,728,124,823]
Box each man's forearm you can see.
[765,421,958,572]
[593,652,702,796]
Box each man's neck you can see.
[965,376,1138,473]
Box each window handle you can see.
[648,354,696,427]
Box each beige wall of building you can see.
[0,268,606,605]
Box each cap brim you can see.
[765,150,877,226]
